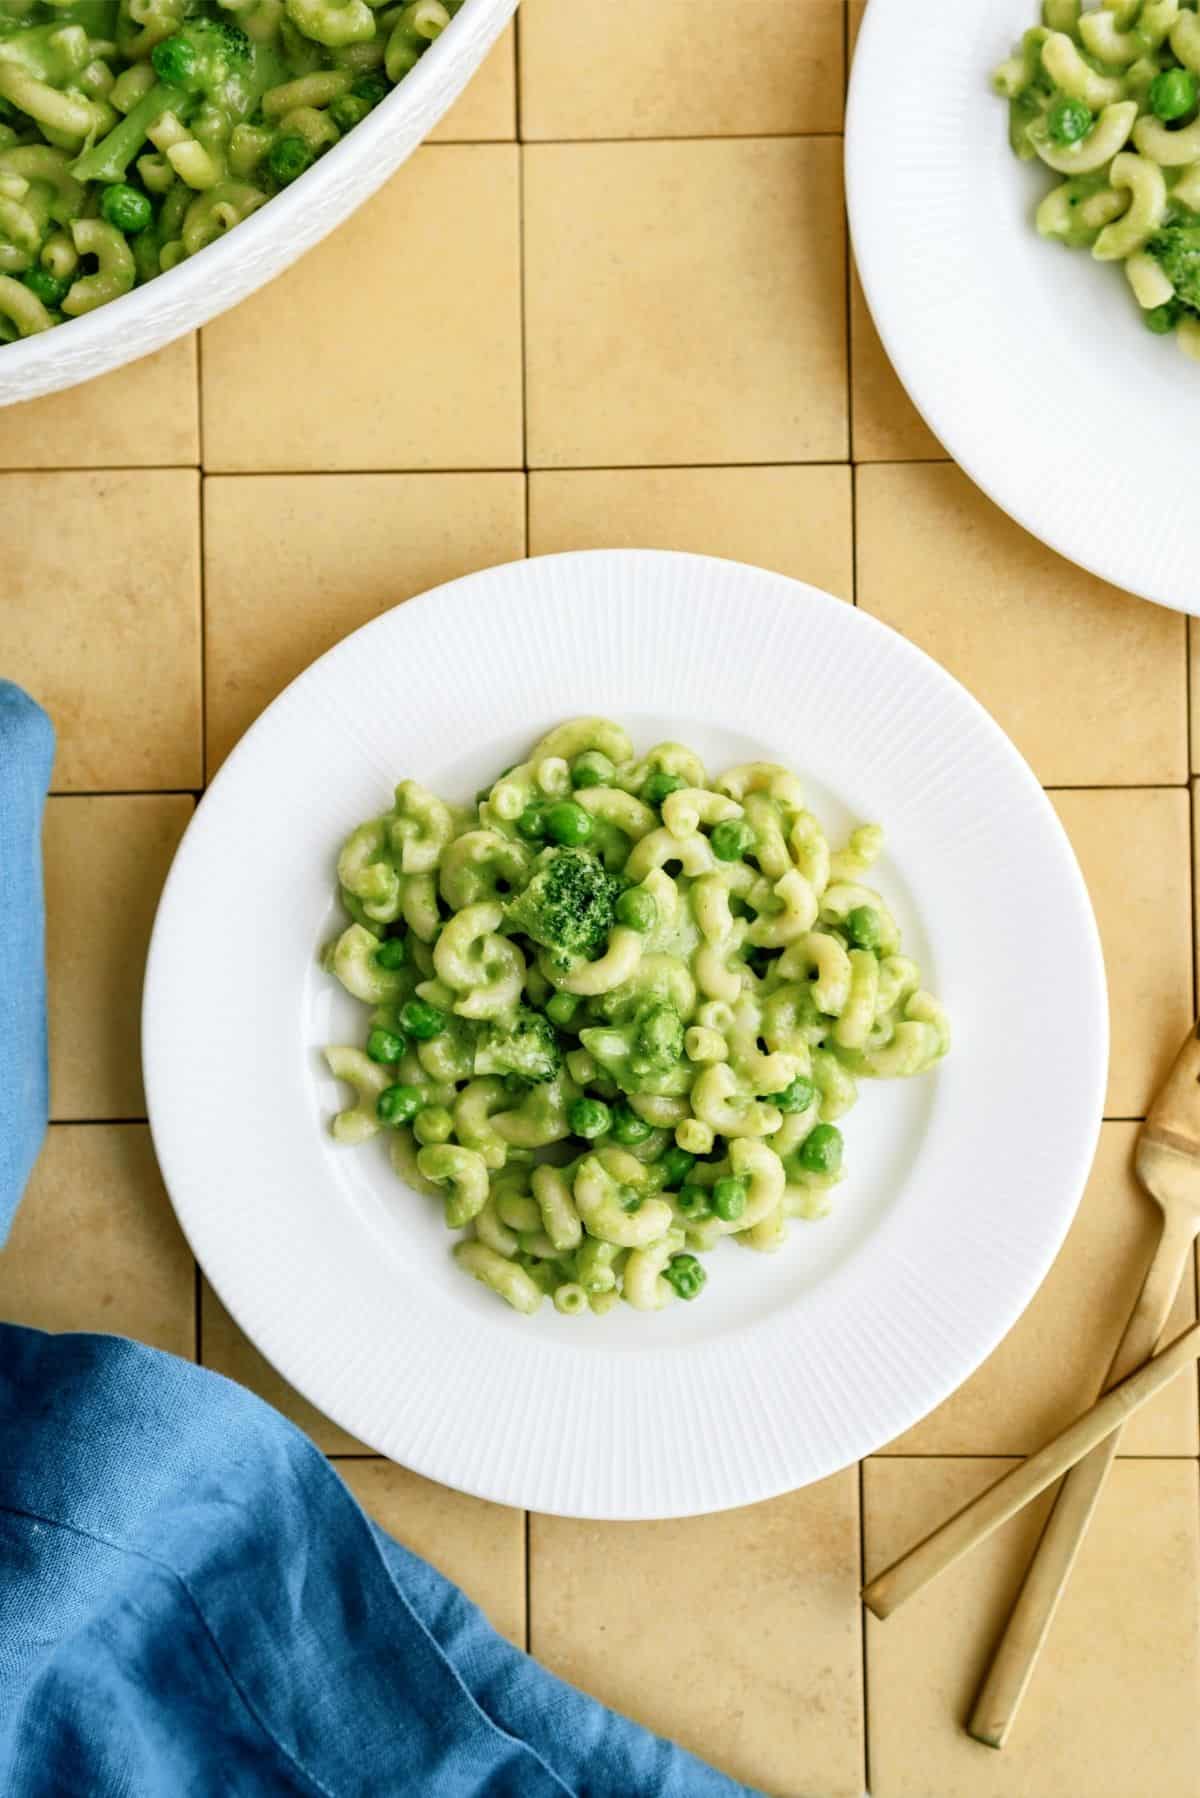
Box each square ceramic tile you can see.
[43,796,193,1121]
[0,1125,195,1356]
[336,1459,525,1647]
[518,0,844,139]
[0,337,198,470]
[524,139,848,467]
[528,466,853,599]
[884,1124,1197,1456]
[864,1458,1200,1798]
[201,147,522,472]
[203,472,525,773]
[850,268,946,463]
[530,1471,863,1796]
[849,0,866,57]
[200,1281,370,1456]
[428,22,515,140]
[0,470,201,791]
[857,464,1188,787]
[1052,789,1193,1119]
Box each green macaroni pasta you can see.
[323,721,950,1319]
[0,0,463,344]
[996,0,1200,357]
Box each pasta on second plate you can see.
[996,0,1200,356]
[322,719,949,1319]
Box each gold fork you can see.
[964,1023,1200,1747]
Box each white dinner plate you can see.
[847,0,1200,616]
[143,551,1107,1519]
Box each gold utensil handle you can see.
[861,1311,1200,1626]
[966,1206,1197,1748]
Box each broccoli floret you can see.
[631,1002,684,1077]
[1147,219,1200,313]
[72,16,253,185]
[151,17,251,93]
[503,847,621,967]
[474,1008,562,1083]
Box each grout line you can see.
[518,131,846,147]
[48,1117,149,1127]
[200,466,527,480]
[850,465,859,608]
[46,789,203,801]
[857,1457,870,1795]
[842,0,856,483]
[199,475,209,786]
[512,1,523,144]
[516,112,530,484]
[0,462,200,474]
[524,1508,532,1656]
[194,1260,202,1367]
[865,1450,1200,1460]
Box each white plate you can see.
[143,551,1107,1519]
[847,0,1200,616]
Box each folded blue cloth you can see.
[0,686,756,1798]
[0,682,54,1245]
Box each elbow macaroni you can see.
[323,721,949,1318]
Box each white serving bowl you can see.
[0,0,517,409]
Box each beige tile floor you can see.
[3,7,1198,1794]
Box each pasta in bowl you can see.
[322,717,950,1321]
[0,0,515,402]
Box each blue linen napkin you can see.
[0,681,54,1244]
[0,685,757,1798]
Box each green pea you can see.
[376,1083,423,1126]
[568,1096,611,1139]
[615,885,658,932]
[1145,300,1180,334]
[329,92,372,132]
[516,804,548,841]
[610,1104,653,1145]
[413,1104,453,1145]
[351,72,389,104]
[100,182,152,234]
[1046,95,1092,145]
[772,1075,816,1114]
[268,134,314,186]
[546,991,580,1027]
[712,1176,747,1222]
[1150,67,1197,123]
[366,1027,407,1064]
[710,818,755,862]
[571,750,615,789]
[642,771,685,807]
[845,905,881,951]
[21,267,69,307]
[658,1145,695,1188]
[398,999,446,1040]
[374,936,408,969]
[798,1123,843,1176]
[675,1182,712,1219]
[663,1252,707,1301]
[545,801,593,846]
